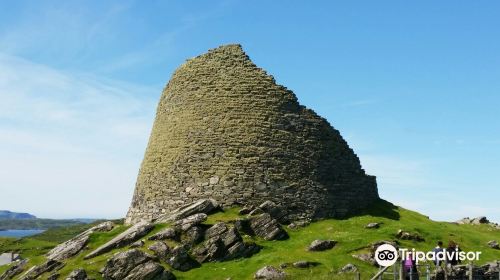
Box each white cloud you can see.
[0,53,159,218]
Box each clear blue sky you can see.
[0,1,498,222]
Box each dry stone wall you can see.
[125,44,379,224]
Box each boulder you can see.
[85,221,154,259]
[193,223,260,262]
[339,263,358,273]
[471,216,489,225]
[101,249,154,280]
[182,226,204,246]
[192,236,227,263]
[0,259,28,280]
[148,241,171,260]
[225,241,261,260]
[308,240,336,251]
[248,213,288,241]
[365,222,380,229]
[129,240,144,248]
[292,261,316,268]
[287,219,310,230]
[66,268,87,280]
[166,246,200,272]
[254,266,286,279]
[487,240,499,249]
[174,213,207,231]
[47,221,114,261]
[396,230,425,242]
[123,261,175,280]
[148,228,178,241]
[258,201,289,224]
[205,222,230,239]
[157,199,219,222]
[456,217,472,224]
[19,260,63,280]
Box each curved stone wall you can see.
[125,44,378,224]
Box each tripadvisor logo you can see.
[375,244,399,266]
[375,244,482,267]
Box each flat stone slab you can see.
[47,221,114,262]
[157,199,219,223]
[85,221,153,259]
[174,213,207,231]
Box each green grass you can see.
[1,200,499,280]
[0,218,85,231]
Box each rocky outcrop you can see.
[254,266,286,279]
[123,261,175,280]
[165,246,200,272]
[85,221,153,259]
[148,241,171,259]
[129,240,144,248]
[308,240,337,251]
[193,222,260,263]
[456,216,500,229]
[66,268,87,280]
[19,260,63,280]
[148,227,177,241]
[173,213,207,231]
[155,199,219,223]
[101,249,174,280]
[339,263,358,273]
[287,219,311,230]
[488,240,499,249]
[47,221,114,261]
[365,222,380,229]
[0,259,28,280]
[248,213,288,241]
[396,229,424,242]
[292,261,317,268]
[125,44,379,225]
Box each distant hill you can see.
[0,210,36,220]
[0,218,85,231]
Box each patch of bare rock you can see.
[85,221,154,259]
[396,229,425,242]
[308,239,337,251]
[47,221,114,262]
[66,268,87,280]
[254,265,286,279]
[101,249,175,280]
[156,199,219,223]
[456,216,500,229]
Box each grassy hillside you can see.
[1,201,499,279]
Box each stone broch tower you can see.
[125,44,379,224]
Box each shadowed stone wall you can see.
[125,44,378,224]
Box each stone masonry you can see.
[125,44,379,224]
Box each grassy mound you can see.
[1,201,499,279]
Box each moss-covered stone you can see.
[125,44,379,224]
